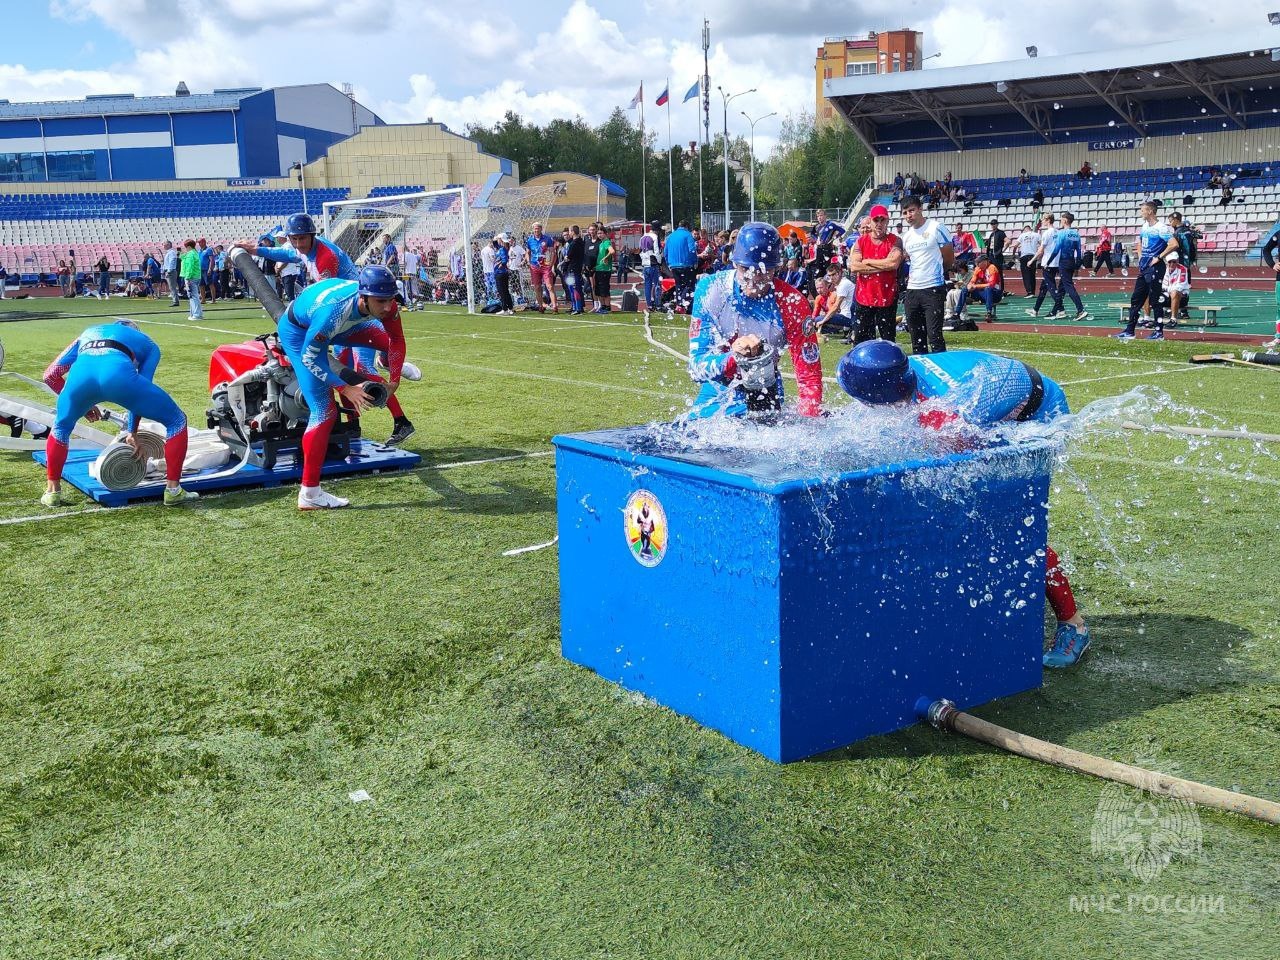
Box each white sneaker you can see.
[378,358,422,381]
[298,487,349,510]
[1263,337,1280,350]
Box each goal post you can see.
[321,184,561,314]
[322,187,475,314]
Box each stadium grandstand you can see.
[826,31,1280,268]
[0,84,518,287]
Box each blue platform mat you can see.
[32,439,421,506]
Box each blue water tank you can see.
[553,426,1055,762]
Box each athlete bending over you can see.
[837,340,1091,667]
[42,320,195,507]
[277,267,400,510]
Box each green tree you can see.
[754,112,872,214]
[467,109,748,228]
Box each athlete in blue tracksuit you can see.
[837,340,1089,667]
[41,320,195,507]
[1117,201,1178,340]
[277,267,401,510]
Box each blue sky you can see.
[8,0,1260,155]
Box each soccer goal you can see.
[321,184,560,314]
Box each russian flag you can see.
[655,84,669,107]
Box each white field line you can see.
[419,357,684,398]
[992,347,1179,366]
[1073,452,1280,487]
[407,329,642,359]
[502,535,558,556]
[0,451,553,526]
[1059,366,1209,386]
[126,316,259,338]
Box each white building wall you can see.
[173,143,240,179]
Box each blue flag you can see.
[683,79,701,103]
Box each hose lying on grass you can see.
[1122,420,1280,444]
[918,698,1280,826]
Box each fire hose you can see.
[918,698,1280,826]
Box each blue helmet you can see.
[285,212,317,236]
[837,340,917,405]
[358,264,398,298]
[731,221,783,272]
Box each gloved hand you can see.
[734,341,778,394]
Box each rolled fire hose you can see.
[93,431,167,492]
[919,698,1280,826]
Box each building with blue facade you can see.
[0,84,382,184]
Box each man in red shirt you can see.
[1092,225,1115,276]
[846,204,904,343]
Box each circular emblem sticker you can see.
[624,489,668,567]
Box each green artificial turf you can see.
[0,296,1278,959]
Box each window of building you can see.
[0,152,46,182]
[906,52,914,69]
[845,62,875,77]
[892,54,901,72]
[46,150,97,181]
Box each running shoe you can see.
[1044,622,1091,668]
[1112,332,1136,340]
[1074,311,1091,321]
[39,489,65,508]
[387,417,416,447]
[1146,331,1165,341]
[163,486,199,506]
[1024,308,1039,317]
[1047,310,1067,320]
[298,487,349,510]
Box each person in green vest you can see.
[179,240,203,320]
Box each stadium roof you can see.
[823,31,1280,155]
[0,90,263,120]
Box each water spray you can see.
[917,698,1280,826]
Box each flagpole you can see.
[666,78,675,227]
[640,88,647,228]
[696,82,705,227]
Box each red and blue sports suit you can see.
[43,322,189,487]
[687,272,823,418]
[277,279,405,486]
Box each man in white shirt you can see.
[1016,224,1040,297]
[480,239,497,303]
[403,247,420,305]
[899,195,954,355]
[1026,212,1064,319]
[819,262,856,341]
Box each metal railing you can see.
[698,205,857,233]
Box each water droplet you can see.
[1023,515,1035,526]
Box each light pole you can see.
[293,161,308,214]
[717,85,755,230]
[740,110,775,222]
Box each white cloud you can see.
[375,74,587,130]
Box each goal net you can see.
[321,185,560,313]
